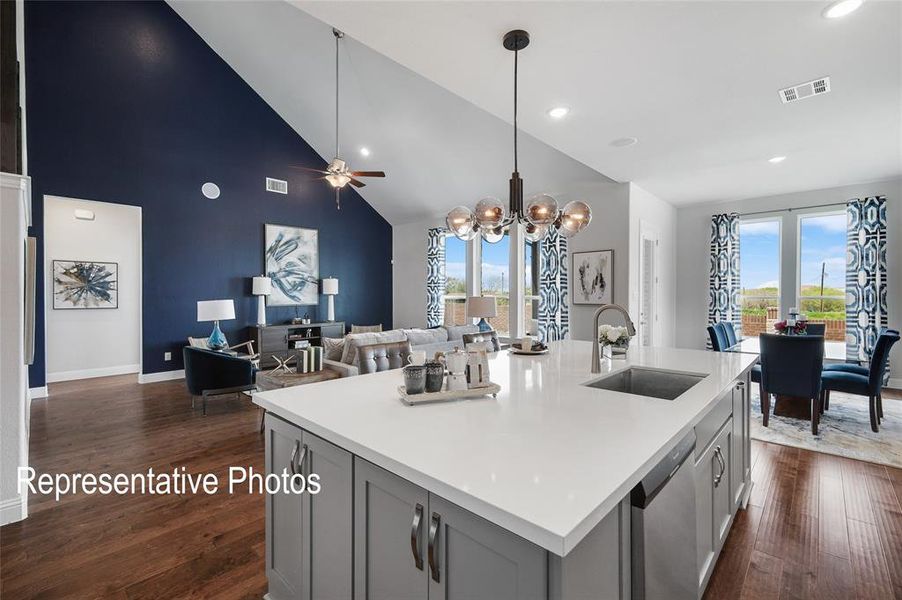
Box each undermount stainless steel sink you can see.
[583,367,707,400]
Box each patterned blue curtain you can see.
[708,213,741,344]
[426,228,446,328]
[845,197,887,362]
[538,228,569,342]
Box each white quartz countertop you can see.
[253,341,757,556]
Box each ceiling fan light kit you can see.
[447,29,591,243]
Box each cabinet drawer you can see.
[694,391,732,459]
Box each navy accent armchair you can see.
[183,346,256,416]
[820,331,899,433]
[759,334,825,435]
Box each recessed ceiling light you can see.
[823,0,863,19]
[768,156,787,164]
[610,137,638,148]
[547,106,570,119]
[359,147,371,157]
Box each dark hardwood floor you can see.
[1,376,900,599]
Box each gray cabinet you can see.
[354,458,547,600]
[265,414,352,600]
[428,494,547,600]
[730,380,749,508]
[694,419,732,592]
[354,458,430,600]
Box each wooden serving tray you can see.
[398,382,501,406]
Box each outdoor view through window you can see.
[798,212,846,341]
[444,235,468,326]
[481,232,510,335]
[739,219,781,339]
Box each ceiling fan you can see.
[293,29,385,210]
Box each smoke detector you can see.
[265,177,288,194]
[779,77,831,104]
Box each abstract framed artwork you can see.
[52,260,119,309]
[264,224,319,306]
[572,250,613,305]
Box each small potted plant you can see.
[598,324,632,359]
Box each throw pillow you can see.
[322,337,344,361]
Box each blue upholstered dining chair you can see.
[820,331,900,433]
[821,328,898,412]
[707,323,728,351]
[805,323,826,337]
[759,334,825,435]
[721,322,739,348]
[183,346,257,416]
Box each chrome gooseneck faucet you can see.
[590,304,637,374]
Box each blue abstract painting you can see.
[264,224,319,306]
[52,260,118,309]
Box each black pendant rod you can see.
[334,28,342,158]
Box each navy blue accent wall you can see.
[25,1,393,386]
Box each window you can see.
[525,240,539,335]
[480,230,510,335]
[739,219,781,337]
[443,235,468,326]
[798,212,846,341]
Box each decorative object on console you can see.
[572,250,613,305]
[598,324,632,359]
[264,223,319,306]
[467,296,497,332]
[52,260,118,309]
[252,275,271,326]
[446,30,591,244]
[289,29,385,210]
[196,299,235,351]
[322,277,339,321]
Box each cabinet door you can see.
[354,459,429,600]
[265,414,304,600]
[427,494,547,600]
[302,432,353,600]
[695,420,732,591]
[712,426,733,550]
[730,380,748,508]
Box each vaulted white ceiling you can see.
[298,1,902,207]
[172,1,901,224]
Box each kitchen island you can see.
[254,340,757,599]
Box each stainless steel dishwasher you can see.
[630,431,698,600]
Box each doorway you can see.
[638,223,660,347]
[43,196,142,382]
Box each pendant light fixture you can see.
[446,30,591,243]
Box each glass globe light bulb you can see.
[482,226,505,244]
[525,194,559,226]
[446,206,478,241]
[560,200,592,235]
[524,223,548,243]
[474,197,506,229]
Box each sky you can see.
[739,213,846,291]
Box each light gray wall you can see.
[675,178,902,379]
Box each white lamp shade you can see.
[197,299,235,322]
[252,276,272,295]
[467,296,497,319]
[322,278,339,296]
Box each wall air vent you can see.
[265,177,288,194]
[779,77,831,104]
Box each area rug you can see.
[749,387,902,468]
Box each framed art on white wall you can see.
[52,260,119,309]
[572,250,613,305]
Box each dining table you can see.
[725,335,846,419]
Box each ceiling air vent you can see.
[266,177,288,194]
[779,77,831,104]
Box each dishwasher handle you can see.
[630,431,696,509]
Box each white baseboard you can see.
[139,369,185,384]
[887,378,902,391]
[46,364,140,383]
[0,495,27,526]
[28,386,48,399]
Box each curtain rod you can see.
[739,200,849,218]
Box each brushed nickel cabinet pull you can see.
[428,512,441,583]
[410,504,424,570]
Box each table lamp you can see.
[467,296,497,332]
[252,276,272,326]
[322,278,339,322]
[197,299,235,350]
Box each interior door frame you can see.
[638,220,661,347]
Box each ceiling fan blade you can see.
[348,178,366,188]
[350,171,385,178]
[289,165,329,174]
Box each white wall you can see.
[675,178,902,379]
[44,196,142,382]
[628,183,676,347]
